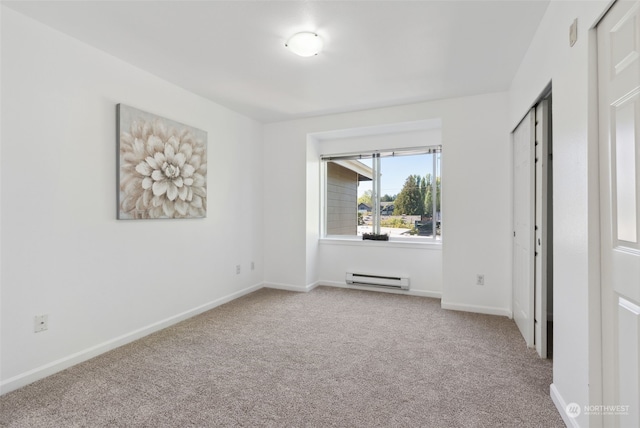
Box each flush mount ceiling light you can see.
[285,32,323,57]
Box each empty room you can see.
[1,1,639,427]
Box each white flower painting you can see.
[117,104,207,219]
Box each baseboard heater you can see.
[345,272,410,290]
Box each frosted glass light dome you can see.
[285,32,323,57]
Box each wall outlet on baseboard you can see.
[236,265,241,275]
[34,314,48,333]
[476,274,485,286]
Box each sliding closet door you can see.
[513,109,535,348]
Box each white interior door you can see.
[598,1,640,426]
[534,99,550,359]
[513,109,535,348]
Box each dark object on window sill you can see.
[362,233,389,241]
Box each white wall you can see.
[317,241,443,298]
[263,93,512,314]
[313,120,443,297]
[0,4,4,391]
[508,1,611,427]
[0,7,264,393]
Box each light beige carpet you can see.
[0,286,564,427]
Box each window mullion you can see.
[373,153,381,235]
[432,153,437,241]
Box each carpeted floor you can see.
[0,286,564,427]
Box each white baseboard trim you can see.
[318,280,442,299]
[0,282,263,396]
[550,383,581,428]
[263,281,318,293]
[441,300,512,317]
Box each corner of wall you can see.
[306,135,321,286]
[1,8,267,394]
[551,383,583,428]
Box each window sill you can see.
[319,236,442,250]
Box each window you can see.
[322,146,441,241]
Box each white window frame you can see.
[320,145,442,244]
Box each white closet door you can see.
[513,109,535,348]
[534,100,549,359]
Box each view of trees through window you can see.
[324,148,441,240]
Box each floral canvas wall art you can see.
[117,104,207,219]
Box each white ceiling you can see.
[4,1,550,123]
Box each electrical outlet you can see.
[34,314,48,333]
[251,261,255,271]
[236,265,241,275]
[476,274,485,286]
